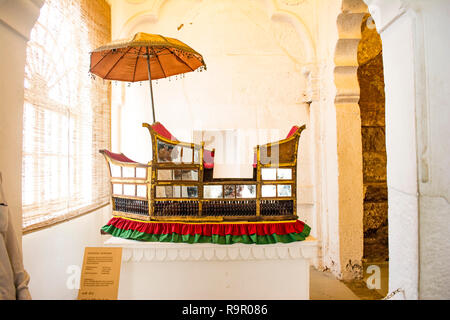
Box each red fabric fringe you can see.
[106,217,307,236]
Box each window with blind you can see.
[22,0,111,232]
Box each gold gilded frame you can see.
[101,124,306,222]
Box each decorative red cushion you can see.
[151,122,215,168]
[252,126,299,168]
[204,149,215,169]
[102,150,136,163]
[286,125,300,139]
[151,122,178,141]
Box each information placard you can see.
[77,247,122,300]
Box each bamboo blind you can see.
[22,0,111,232]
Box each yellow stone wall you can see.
[357,14,388,262]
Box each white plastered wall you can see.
[109,0,319,234]
[0,0,43,245]
[0,0,113,299]
[10,0,450,299]
[1,0,370,297]
[365,0,450,299]
[22,206,111,299]
[108,0,369,280]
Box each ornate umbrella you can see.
[89,32,206,123]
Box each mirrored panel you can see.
[236,185,256,198]
[136,167,147,179]
[182,186,198,198]
[174,169,198,181]
[277,168,292,180]
[204,185,223,199]
[157,141,181,163]
[158,169,173,181]
[123,184,135,196]
[277,184,292,197]
[193,148,200,164]
[122,166,135,178]
[261,185,276,197]
[110,164,122,178]
[172,146,182,163]
[182,169,198,181]
[173,169,182,180]
[261,168,277,180]
[173,185,181,198]
[112,184,122,195]
[182,147,193,163]
[136,185,147,198]
[224,185,236,198]
[156,185,173,198]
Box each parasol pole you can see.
[146,47,156,123]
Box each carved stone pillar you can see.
[332,0,368,280]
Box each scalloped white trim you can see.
[104,236,319,262]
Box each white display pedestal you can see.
[104,236,319,300]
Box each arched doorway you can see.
[357,14,388,263]
[333,0,388,286]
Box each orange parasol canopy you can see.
[89,32,206,122]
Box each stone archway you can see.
[333,0,388,278]
[333,0,368,280]
[357,14,388,262]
